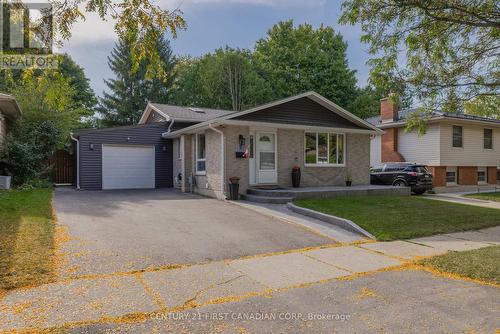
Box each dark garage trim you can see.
[76,122,189,190]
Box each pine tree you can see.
[99,35,175,126]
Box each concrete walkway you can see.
[230,200,365,243]
[1,226,498,332]
[425,192,500,209]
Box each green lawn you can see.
[0,188,56,293]
[421,246,500,284]
[464,191,500,202]
[294,196,500,241]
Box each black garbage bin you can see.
[228,177,240,200]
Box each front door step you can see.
[240,193,294,204]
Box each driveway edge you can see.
[286,203,376,240]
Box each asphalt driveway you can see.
[54,188,333,277]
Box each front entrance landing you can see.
[241,184,409,204]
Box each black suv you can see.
[370,163,433,195]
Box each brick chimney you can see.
[380,95,405,163]
[380,96,399,123]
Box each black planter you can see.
[228,177,240,200]
[292,169,301,188]
[345,180,352,187]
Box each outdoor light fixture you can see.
[89,143,94,150]
[162,145,167,152]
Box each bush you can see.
[0,120,58,186]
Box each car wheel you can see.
[393,180,407,187]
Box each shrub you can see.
[0,120,58,186]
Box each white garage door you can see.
[102,145,155,190]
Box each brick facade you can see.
[381,128,405,163]
[487,166,498,185]
[457,166,477,185]
[380,97,398,123]
[186,126,372,199]
[428,166,446,187]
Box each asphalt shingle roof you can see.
[365,108,500,126]
[150,103,235,122]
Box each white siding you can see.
[398,123,441,165]
[370,135,381,167]
[440,122,500,167]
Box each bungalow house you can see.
[367,98,500,190]
[73,92,382,199]
[0,93,22,148]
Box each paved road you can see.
[54,188,333,277]
[55,271,500,333]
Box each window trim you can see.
[195,133,206,175]
[452,125,463,148]
[483,128,493,150]
[304,131,346,167]
[477,167,487,184]
[445,166,457,186]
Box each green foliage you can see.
[171,47,272,111]
[254,20,358,109]
[10,70,88,146]
[99,34,176,126]
[464,96,500,119]
[340,0,499,112]
[0,121,59,185]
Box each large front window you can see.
[196,133,206,174]
[305,132,345,165]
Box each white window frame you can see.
[304,132,346,167]
[483,128,493,150]
[477,167,487,184]
[452,125,463,148]
[446,166,457,186]
[195,133,206,175]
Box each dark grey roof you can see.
[366,108,500,126]
[150,103,235,121]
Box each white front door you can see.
[255,132,277,184]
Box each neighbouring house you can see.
[367,98,500,189]
[73,92,382,199]
[0,93,22,148]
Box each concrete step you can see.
[247,188,295,198]
[240,193,294,204]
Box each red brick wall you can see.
[429,166,446,187]
[487,167,498,184]
[458,166,477,185]
[380,98,398,122]
[381,128,405,162]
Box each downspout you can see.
[69,133,80,190]
[167,118,175,133]
[208,123,225,199]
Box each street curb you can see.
[286,203,376,240]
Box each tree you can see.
[340,0,499,112]
[58,54,97,111]
[0,70,89,185]
[25,0,185,81]
[171,47,271,111]
[99,34,176,126]
[253,20,358,109]
[465,96,500,119]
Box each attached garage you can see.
[102,145,155,190]
[73,123,178,190]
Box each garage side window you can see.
[196,133,206,174]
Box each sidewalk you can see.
[1,226,498,332]
[424,192,500,210]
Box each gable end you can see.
[233,97,365,129]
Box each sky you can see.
[61,0,371,97]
